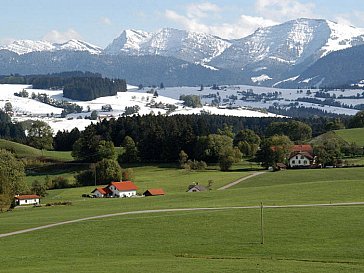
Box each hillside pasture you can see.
[1,166,364,272]
[335,128,364,147]
[0,139,73,161]
[0,205,363,272]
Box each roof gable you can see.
[92,187,111,195]
[15,195,40,200]
[109,181,138,191]
[291,145,313,153]
[144,188,165,196]
[289,151,314,160]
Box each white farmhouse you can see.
[108,181,138,197]
[288,152,314,168]
[14,195,41,206]
[92,181,138,198]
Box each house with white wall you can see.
[288,151,314,168]
[91,187,111,198]
[14,195,40,206]
[92,181,138,198]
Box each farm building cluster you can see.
[91,181,165,198]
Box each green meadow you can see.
[335,127,364,146]
[0,165,364,272]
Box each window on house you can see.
[298,160,301,164]
[304,160,307,164]
[292,160,296,164]
[301,155,304,159]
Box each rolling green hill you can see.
[0,139,73,161]
[0,166,363,272]
[334,128,364,147]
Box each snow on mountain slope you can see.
[1,39,102,55]
[321,20,364,56]
[1,40,54,55]
[103,29,152,55]
[104,28,231,64]
[1,84,284,133]
[211,19,332,70]
[56,39,102,54]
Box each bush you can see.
[184,160,207,170]
[49,176,72,189]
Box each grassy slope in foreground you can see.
[334,127,364,147]
[0,167,363,272]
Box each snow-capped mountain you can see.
[208,18,364,85]
[0,39,102,55]
[104,29,152,55]
[104,28,231,64]
[2,18,364,87]
[211,19,364,68]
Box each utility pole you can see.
[260,202,264,245]
[91,163,96,187]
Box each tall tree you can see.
[255,135,293,168]
[234,129,261,156]
[27,120,53,150]
[119,136,139,163]
[95,159,122,184]
[266,120,312,142]
[219,146,242,171]
[0,149,27,210]
[72,127,115,162]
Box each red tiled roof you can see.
[15,195,40,200]
[92,187,111,195]
[289,151,314,160]
[144,188,165,196]
[291,145,313,153]
[109,181,138,191]
[271,144,313,154]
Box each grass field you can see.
[335,128,364,146]
[0,139,73,161]
[1,166,363,272]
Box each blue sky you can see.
[2,0,364,47]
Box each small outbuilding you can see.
[14,195,41,206]
[187,184,207,192]
[143,188,165,197]
[91,187,111,198]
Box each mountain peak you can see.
[0,39,101,55]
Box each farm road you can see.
[1,202,364,239]
[217,171,266,190]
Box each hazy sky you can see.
[2,0,364,47]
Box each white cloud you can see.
[334,11,364,28]
[165,3,277,39]
[43,29,82,43]
[255,0,316,21]
[186,2,222,19]
[100,17,112,26]
[0,37,16,46]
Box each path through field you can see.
[1,202,364,239]
[217,171,266,190]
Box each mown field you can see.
[0,139,74,161]
[0,166,364,272]
[335,127,364,146]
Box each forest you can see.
[0,71,127,101]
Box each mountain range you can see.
[1,18,364,87]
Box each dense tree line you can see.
[0,71,127,101]
[53,115,288,162]
[63,77,126,101]
[0,110,25,142]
